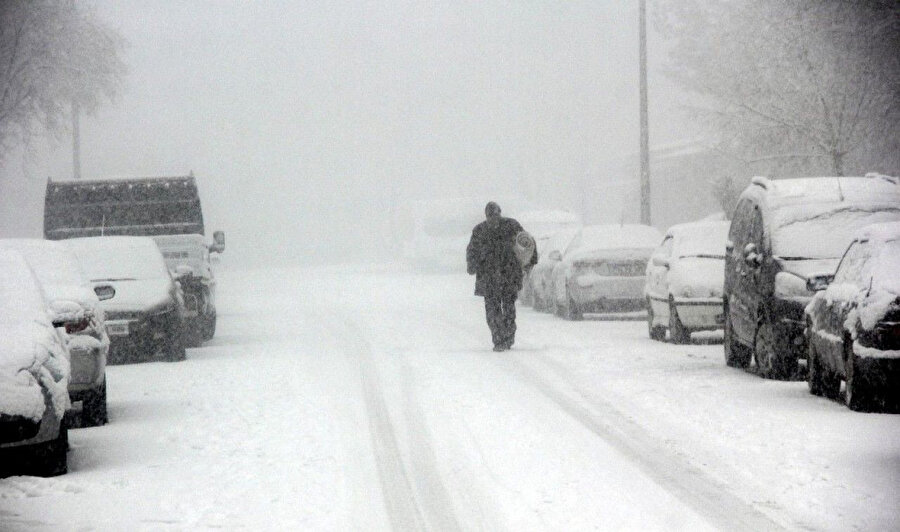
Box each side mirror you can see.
[93,284,116,301]
[806,274,834,292]
[725,240,734,254]
[652,256,670,268]
[743,243,762,267]
[548,250,562,262]
[209,230,226,254]
[49,299,90,334]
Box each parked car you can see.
[65,236,187,363]
[0,250,72,477]
[805,222,900,411]
[645,221,731,343]
[724,175,900,379]
[530,227,580,312]
[0,239,114,426]
[516,210,581,305]
[551,224,664,320]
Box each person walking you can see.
[466,201,537,351]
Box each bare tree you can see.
[656,0,900,177]
[0,0,125,163]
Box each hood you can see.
[775,258,840,279]
[567,247,653,265]
[96,278,175,313]
[669,257,725,299]
[41,283,100,314]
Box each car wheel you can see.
[807,341,839,400]
[647,300,666,341]
[754,318,793,380]
[202,313,217,341]
[668,300,691,344]
[562,290,582,321]
[724,305,750,368]
[844,339,872,412]
[166,323,187,362]
[31,424,68,477]
[81,377,108,427]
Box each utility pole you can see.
[72,100,82,180]
[638,0,651,225]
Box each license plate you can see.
[106,322,129,336]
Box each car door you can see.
[646,235,673,321]
[728,200,762,344]
[822,240,869,372]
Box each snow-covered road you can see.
[2,267,898,531]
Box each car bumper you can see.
[672,298,724,330]
[105,310,178,362]
[67,342,106,391]
[571,277,646,311]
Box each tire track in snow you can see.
[505,354,788,532]
[321,311,460,531]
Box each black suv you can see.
[723,175,900,379]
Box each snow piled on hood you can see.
[65,236,170,282]
[670,221,730,258]
[0,251,71,421]
[668,257,725,299]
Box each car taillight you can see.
[65,318,91,334]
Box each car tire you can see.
[82,377,108,427]
[31,424,68,477]
[166,323,187,362]
[724,304,750,368]
[807,341,839,400]
[562,290,583,321]
[844,339,872,412]
[668,300,690,344]
[202,313,217,341]
[647,300,666,341]
[754,318,793,380]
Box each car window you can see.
[833,240,870,286]
[729,199,752,245]
[660,236,674,258]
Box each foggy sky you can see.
[2,0,690,266]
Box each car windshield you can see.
[674,224,729,259]
[11,245,85,287]
[68,238,170,281]
[772,205,900,259]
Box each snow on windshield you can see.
[772,205,900,259]
[0,241,85,287]
[66,237,170,281]
[578,224,662,251]
[674,223,730,258]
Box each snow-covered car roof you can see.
[575,224,663,251]
[0,250,70,421]
[65,236,170,282]
[665,221,731,259]
[744,176,900,259]
[747,175,900,208]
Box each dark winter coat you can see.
[466,216,536,297]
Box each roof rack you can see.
[750,176,771,189]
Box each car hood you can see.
[95,278,174,313]
[669,257,725,298]
[41,283,100,314]
[566,247,653,265]
[775,258,840,279]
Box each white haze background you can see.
[0,0,690,267]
